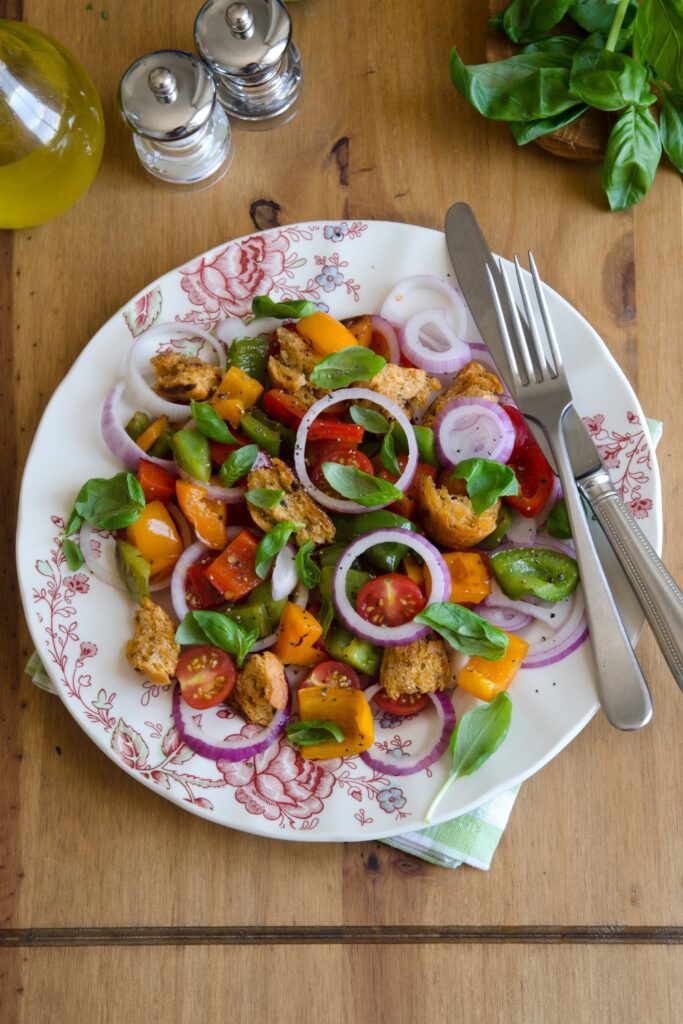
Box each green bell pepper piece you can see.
[223,603,272,638]
[331,510,417,573]
[393,423,440,468]
[320,565,372,607]
[240,411,281,458]
[170,428,211,482]
[490,547,579,602]
[115,540,151,603]
[480,503,513,550]
[147,427,174,459]
[325,624,382,677]
[228,335,270,384]
[125,411,152,442]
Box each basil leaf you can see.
[309,346,386,390]
[349,405,390,434]
[191,400,239,445]
[245,488,284,509]
[379,425,401,476]
[74,472,146,530]
[319,596,335,636]
[252,295,317,320]
[660,92,683,173]
[569,0,637,37]
[286,719,345,746]
[255,521,299,580]
[425,693,512,822]
[601,104,662,210]
[502,0,572,44]
[451,458,519,516]
[510,103,588,144]
[65,508,83,536]
[62,538,85,572]
[634,0,683,93]
[546,497,572,539]
[414,602,509,660]
[449,47,576,123]
[219,444,259,488]
[568,49,647,110]
[321,463,403,507]
[175,611,257,668]
[521,34,582,56]
[295,540,321,589]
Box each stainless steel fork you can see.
[487,254,653,731]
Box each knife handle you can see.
[580,471,683,691]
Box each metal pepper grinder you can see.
[118,49,234,189]
[194,0,302,128]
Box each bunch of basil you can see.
[449,0,683,209]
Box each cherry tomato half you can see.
[300,660,361,691]
[311,446,374,496]
[356,573,426,628]
[373,690,430,716]
[501,405,554,518]
[176,645,236,709]
[185,552,224,610]
[377,455,437,519]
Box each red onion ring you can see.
[536,474,563,527]
[434,396,516,468]
[506,511,538,547]
[359,684,456,777]
[484,579,574,630]
[472,605,534,632]
[125,322,226,423]
[271,543,297,602]
[177,466,246,504]
[370,315,401,363]
[294,387,418,513]
[101,381,179,477]
[172,683,290,763]
[80,521,170,594]
[380,275,467,336]
[332,529,450,647]
[399,308,471,375]
[216,316,281,347]
[170,541,210,620]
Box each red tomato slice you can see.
[373,690,430,716]
[262,390,309,429]
[356,573,426,628]
[185,553,223,610]
[176,646,236,709]
[377,455,437,519]
[300,660,361,691]
[500,406,554,518]
[307,419,364,444]
[310,446,374,496]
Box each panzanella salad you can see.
[63,279,586,817]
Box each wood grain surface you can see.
[1,0,682,1020]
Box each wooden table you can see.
[2,2,682,1020]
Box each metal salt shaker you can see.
[194,0,302,128]
[118,49,234,189]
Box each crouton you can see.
[151,351,222,402]
[247,457,335,546]
[380,637,450,700]
[125,598,179,687]
[418,475,500,548]
[233,652,288,726]
[266,326,326,405]
[423,361,504,426]
[366,363,441,417]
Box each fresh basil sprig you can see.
[286,719,344,746]
[546,497,571,539]
[219,444,259,488]
[255,521,300,580]
[65,508,83,536]
[496,0,573,44]
[451,458,519,516]
[62,538,85,572]
[601,104,662,210]
[245,488,284,510]
[379,425,401,476]
[424,693,512,822]
[295,540,321,588]
[349,405,391,434]
[190,400,240,446]
[175,611,257,668]
[414,602,509,660]
[74,472,146,530]
[659,92,683,173]
[309,346,386,390]
[569,48,647,109]
[251,295,317,320]
[635,0,683,94]
[321,463,403,507]
[318,597,335,636]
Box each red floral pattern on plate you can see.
[583,410,652,518]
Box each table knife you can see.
[445,201,683,691]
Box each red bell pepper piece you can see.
[137,459,176,505]
[203,529,260,602]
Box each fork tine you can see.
[528,251,562,377]
[499,259,535,384]
[514,255,547,381]
[485,264,524,391]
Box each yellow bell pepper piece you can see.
[456,631,529,702]
[126,500,183,577]
[215,366,263,405]
[297,686,375,759]
[402,554,425,588]
[136,416,168,453]
[443,551,492,605]
[212,397,245,428]
[295,312,358,355]
[273,602,325,666]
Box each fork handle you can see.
[579,471,683,691]
[546,421,653,730]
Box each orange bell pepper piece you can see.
[456,631,529,702]
[297,686,375,759]
[136,416,168,453]
[295,312,358,355]
[345,315,372,347]
[273,603,325,666]
[204,528,260,601]
[444,551,492,605]
[402,554,425,588]
[175,480,227,550]
[215,366,263,405]
[126,500,183,577]
[212,397,244,428]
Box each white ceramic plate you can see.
[17,220,661,841]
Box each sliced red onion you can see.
[178,467,245,504]
[170,541,210,621]
[125,322,226,423]
[216,316,280,347]
[536,474,563,527]
[101,381,179,476]
[483,579,572,629]
[271,543,297,602]
[399,308,471,375]
[359,684,456,777]
[434,396,516,468]
[294,387,418,513]
[380,275,468,337]
[472,604,534,632]
[333,529,450,647]
[80,521,169,594]
[172,682,290,763]
[370,315,401,363]
[506,510,538,547]
[167,502,193,551]
[253,449,272,471]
